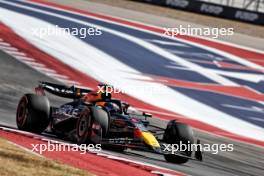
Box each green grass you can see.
[0,138,94,176]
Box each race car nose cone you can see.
[141,132,160,148]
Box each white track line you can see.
[0,41,11,46]
[5,50,26,56]
[0,46,18,51]
[23,0,264,71]
[1,5,263,142]
[26,0,264,55]
[36,67,57,74]
[24,61,45,68]
[46,73,69,79]
[15,56,35,61]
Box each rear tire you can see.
[163,120,194,164]
[16,94,50,134]
[76,108,93,144]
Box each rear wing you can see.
[35,81,93,99]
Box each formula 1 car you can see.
[16,81,203,164]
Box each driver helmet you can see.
[104,102,120,113]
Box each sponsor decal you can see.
[200,3,223,15]
[166,0,189,8]
[235,11,259,21]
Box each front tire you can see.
[163,120,194,164]
[16,94,50,134]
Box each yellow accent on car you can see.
[141,132,160,148]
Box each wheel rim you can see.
[78,115,89,137]
[17,97,28,126]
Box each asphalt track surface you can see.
[0,50,264,176]
[2,0,264,138]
